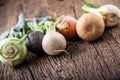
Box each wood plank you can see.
[0,0,120,80]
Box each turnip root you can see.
[25,31,44,54]
[42,31,66,55]
[42,21,67,55]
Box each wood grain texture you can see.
[0,0,120,80]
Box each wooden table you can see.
[0,0,120,80]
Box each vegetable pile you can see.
[0,2,120,67]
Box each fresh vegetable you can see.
[0,13,53,67]
[56,15,77,40]
[26,16,52,54]
[26,31,44,53]
[0,35,28,67]
[0,13,67,67]
[42,21,67,55]
[76,13,105,41]
[82,3,120,27]
[27,18,67,55]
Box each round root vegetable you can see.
[76,13,105,41]
[56,15,77,40]
[25,31,44,54]
[0,35,28,67]
[105,12,120,27]
[42,31,66,55]
[42,21,67,55]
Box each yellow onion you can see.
[56,15,77,40]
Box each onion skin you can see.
[26,31,44,54]
[76,13,105,41]
[56,16,77,40]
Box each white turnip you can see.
[42,31,66,55]
[42,21,67,55]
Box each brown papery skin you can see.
[56,16,77,40]
[76,13,105,41]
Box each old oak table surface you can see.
[0,0,120,80]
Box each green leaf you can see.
[27,16,53,34]
[84,1,100,8]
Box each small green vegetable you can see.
[0,35,28,67]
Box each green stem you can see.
[82,5,99,13]
[33,19,38,31]
[84,0,100,8]
[18,35,27,44]
[82,4,104,17]
[45,25,49,33]
[45,21,56,33]
[53,22,57,32]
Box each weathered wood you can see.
[0,0,120,80]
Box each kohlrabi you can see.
[0,35,28,67]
